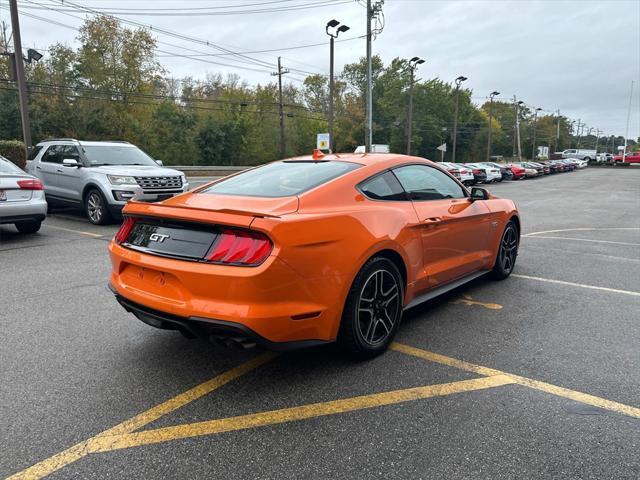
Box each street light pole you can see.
[326,20,349,153]
[451,75,467,163]
[406,57,425,155]
[554,109,560,152]
[531,107,542,160]
[515,99,524,161]
[8,0,32,154]
[486,91,499,162]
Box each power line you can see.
[19,0,352,16]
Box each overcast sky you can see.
[3,0,640,138]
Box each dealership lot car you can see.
[0,155,47,233]
[438,162,475,184]
[27,139,189,225]
[109,154,520,357]
[465,163,502,182]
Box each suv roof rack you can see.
[39,138,79,143]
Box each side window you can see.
[27,145,42,160]
[359,171,407,201]
[392,164,466,201]
[41,145,64,164]
[62,145,81,161]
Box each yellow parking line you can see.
[511,274,640,297]
[44,224,103,238]
[450,295,503,310]
[7,353,276,480]
[87,374,515,453]
[392,343,640,419]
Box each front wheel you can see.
[490,221,519,280]
[85,189,112,225]
[338,257,404,359]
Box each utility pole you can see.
[406,57,424,155]
[451,75,467,162]
[486,91,499,162]
[364,0,384,153]
[271,56,289,159]
[531,107,542,160]
[365,0,373,153]
[594,128,601,155]
[9,0,32,154]
[554,109,560,152]
[576,121,584,149]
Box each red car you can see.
[505,163,526,179]
[614,152,640,164]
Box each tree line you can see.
[0,16,633,166]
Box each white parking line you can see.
[523,227,640,237]
[512,274,640,297]
[523,236,640,247]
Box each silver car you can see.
[0,155,47,234]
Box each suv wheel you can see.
[85,189,112,225]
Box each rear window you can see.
[0,156,24,174]
[202,161,361,198]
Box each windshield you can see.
[82,145,158,166]
[0,156,24,174]
[202,160,361,198]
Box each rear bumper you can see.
[108,241,347,344]
[110,286,328,350]
[0,197,47,224]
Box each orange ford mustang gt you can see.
[108,154,520,357]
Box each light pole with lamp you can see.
[451,75,467,162]
[325,19,350,152]
[486,91,499,162]
[406,56,425,155]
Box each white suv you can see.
[27,139,189,224]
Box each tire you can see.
[490,220,519,280]
[84,188,112,225]
[338,256,404,359]
[15,220,42,234]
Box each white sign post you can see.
[436,143,447,162]
[317,133,330,152]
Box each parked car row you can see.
[437,158,588,185]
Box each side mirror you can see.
[155,160,164,166]
[62,158,80,167]
[470,187,489,201]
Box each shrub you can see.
[0,140,26,169]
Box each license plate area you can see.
[124,221,218,260]
[0,190,6,201]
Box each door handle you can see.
[423,217,442,224]
[36,166,42,170]
[56,169,63,173]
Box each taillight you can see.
[17,179,44,190]
[205,228,273,266]
[473,169,481,174]
[114,216,138,244]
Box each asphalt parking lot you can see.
[1,168,638,479]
